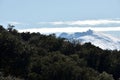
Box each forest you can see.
[0,25,120,80]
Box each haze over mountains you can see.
[19,28,120,50]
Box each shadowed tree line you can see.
[0,25,120,80]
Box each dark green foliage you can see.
[0,73,24,80]
[0,26,31,78]
[1,25,120,80]
[29,52,99,80]
[21,32,31,41]
[97,72,114,80]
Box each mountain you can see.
[58,29,120,50]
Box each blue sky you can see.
[0,0,120,38]
[0,0,120,21]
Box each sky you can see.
[0,0,120,38]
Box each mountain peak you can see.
[86,29,94,34]
[58,30,120,50]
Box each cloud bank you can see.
[19,27,120,33]
[2,19,120,34]
[38,19,120,26]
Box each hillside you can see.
[0,25,120,80]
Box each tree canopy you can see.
[0,25,120,80]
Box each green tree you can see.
[97,72,114,80]
[7,24,15,32]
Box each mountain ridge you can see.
[58,29,120,50]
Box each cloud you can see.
[38,19,120,26]
[49,21,65,25]
[38,21,64,25]
[18,27,120,33]
[7,21,22,25]
[67,20,120,25]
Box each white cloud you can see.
[7,21,22,25]
[38,19,120,26]
[38,21,64,25]
[49,21,65,25]
[7,21,29,26]
[68,20,120,25]
[18,27,120,33]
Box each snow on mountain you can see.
[58,29,120,50]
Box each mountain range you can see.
[57,29,120,50]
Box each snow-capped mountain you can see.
[58,29,120,50]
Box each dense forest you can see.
[0,25,120,80]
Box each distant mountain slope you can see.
[58,29,120,50]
